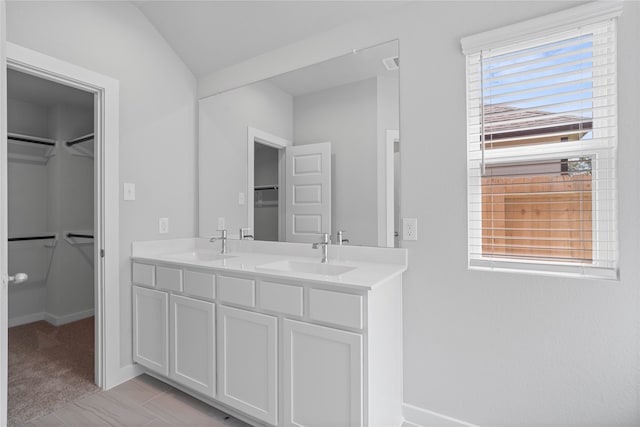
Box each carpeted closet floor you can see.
[8,317,98,426]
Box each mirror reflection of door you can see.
[284,142,331,243]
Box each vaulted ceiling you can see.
[134,1,404,77]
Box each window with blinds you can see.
[465,17,619,278]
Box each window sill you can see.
[469,258,618,281]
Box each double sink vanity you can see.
[131,237,407,427]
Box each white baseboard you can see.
[9,309,95,327]
[8,312,45,327]
[44,308,95,326]
[104,363,144,390]
[402,403,481,427]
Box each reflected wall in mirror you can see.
[199,40,399,247]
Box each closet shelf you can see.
[7,132,57,163]
[65,133,94,147]
[64,230,94,246]
[65,133,94,158]
[255,185,278,191]
[66,233,94,239]
[8,234,57,242]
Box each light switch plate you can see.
[123,183,135,201]
[402,218,418,241]
[238,192,245,205]
[217,217,225,230]
[159,218,169,234]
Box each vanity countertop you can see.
[131,238,408,291]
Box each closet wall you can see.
[7,83,95,327]
[46,105,94,323]
[7,99,53,323]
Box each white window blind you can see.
[465,17,619,279]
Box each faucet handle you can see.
[336,230,349,245]
[239,227,254,240]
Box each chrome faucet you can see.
[336,230,349,246]
[312,232,330,263]
[239,227,254,240]
[210,229,228,254]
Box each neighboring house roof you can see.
[483,104,593,141]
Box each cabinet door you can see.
[133,286,169,376]
[218,306,277,425]
[169,294,216,397]
[283,319,363,427]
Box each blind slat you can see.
[467,63,615,95]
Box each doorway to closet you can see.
[254,141,280,241]
[6,68,97,426]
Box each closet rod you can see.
[66,233,94,239]
[66,134,94,147]
[8,135,55,147]
[255,185,279,191]
[9,235,56,242]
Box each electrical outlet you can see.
[403,217,418,241]
[159,218,169,234]
[217,217,226,230]
[123,183,135,201]
[238,192,245,205]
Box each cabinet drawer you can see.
[133,262,155,287]
[156,266,183,292]
[259,281,303,316]
[218,276,255,307]
[184,270,216,300]
[309,289,363,329]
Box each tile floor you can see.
[23,374,250,427]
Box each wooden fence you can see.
[482,174,592,262]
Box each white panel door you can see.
[0,4,7,423]
[132,286,169,376]
[169,294,215,398]
[283,319,363,427]
[285,142,331,243]
[218,305,277,425]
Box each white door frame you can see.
[247,127,291,241]
[385,130,399,247]
[1,43,120,416]
[0,3,8,424]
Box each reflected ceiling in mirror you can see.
[199,40,399,247]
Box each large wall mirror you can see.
[199,40,399,248]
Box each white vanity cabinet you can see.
[169,294,216,397]
[131,258,404,427]
[283,319,363,427]
[132,285,169,376]
[218,305,278,425]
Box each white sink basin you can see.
[256,260,355,276]
[162,251,235,262]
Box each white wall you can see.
[199,80,293,237]
[6,1,198,367]
[198,2,640,426]
[294,78,378,246]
